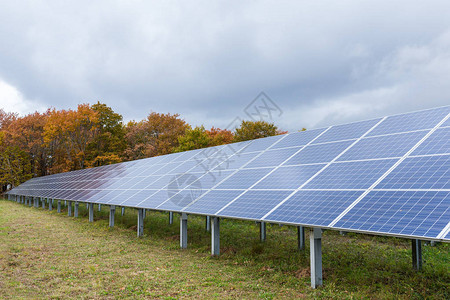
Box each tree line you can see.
[0,102,287,191]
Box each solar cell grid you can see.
[253,164,325,190]
[284,140,354,165]
[411,127,450,156]
[244,147,301,169]
[374,155,450,190]
[335,191,449,238]
[270,128,326,149]
[182,190,244,215]
[312,118,381,144]
[304,159,398,189]
[218,190,292,219]
[367,106,450,137]
[215,168,274,189]
[265,190,364,226]
[337,131,427,161]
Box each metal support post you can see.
[41,197,45,209]
[143,209,146,219]
[88,203,94,222]
[74,202,79,217]
[98,204,101,211]
[67,201,72,216]
[121,207,125,216]
[206,216,211,232]
[412,239,422,270]
[260,222,266,241]
[180,213,188,249]
[310,228,323,288]
[169,212,173,224]
[211,217,220,256]
[49,198,53,211]
[28,197,32,207]
[298,226,305,250]
[137,208,144,237]
[109,205,115,227]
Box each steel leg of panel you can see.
[211,217,220,256]
[109,205,115,227]
[206,216,210,232]
[57,200,61,213]
[98,204,101,211]
[260,222,266,242]
[137,208,144,237]
[67,201,72,216]
[121,207,125,216]
[180,213,188,249]
[169,212,173,225]
[412,239,422,270]
[42,197,45,209]
[310,228,323,288]
[298,226,305,251]
[49,198,53,211]
[89,203,94,222]
[74,202,79,217]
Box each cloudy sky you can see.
[1,1,449,132]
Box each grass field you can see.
[0,198,448,299]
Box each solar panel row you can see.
[6,106,450,241]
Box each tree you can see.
[87,102,125,167]
[233,120,284,142]
[206,127,234,146]
[0,131,31,191]
[123,112,189,160]
[175,126,211,152]
[44,104,98,172]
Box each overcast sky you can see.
[1,1,450,132]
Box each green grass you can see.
[0,198,448,299]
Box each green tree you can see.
[88,102,126,167]
[233,120,283,142]
[175,126,211,152]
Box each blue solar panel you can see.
[240,135,285,154]
[139,190,176,209]
[213,152,259,171]
[192,170,234,189]
[107,190,140,205]
[304,159,397,189]
[335,191,449,238]
[337,131,427,161]
[253,164,325,189]
[284,140,354,165]
[215,168,274,189]
[270,128,327,149]
[375,155,450,189]
[244,147,301,169]
[411,127,450,156]
[312,118,381,144]
[265,190,363,226]
[158,189,206,210]
[183,190,244,215]
[441,117,450,128]
[119,190,158,206]
[367,106,450,137]
[218,190,292,219]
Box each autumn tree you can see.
[123,112,189,160]
[0,131,31,191]
[44,104,98,172]
[175,126,211,152]
[206,127,234,146]
[87,102,125,167]
[233,120,284,142]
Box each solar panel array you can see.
[6,106,450,242]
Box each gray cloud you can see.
[0,1,449,131]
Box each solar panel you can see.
[334,191,449,239]
[374,155,450,190]
[5,105,450,242]
[264,190,364,226]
